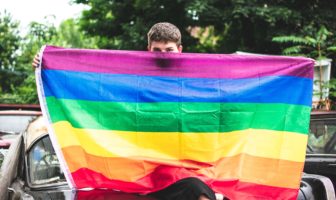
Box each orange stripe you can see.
[62,145,303,189]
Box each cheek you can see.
[172,48,180,53]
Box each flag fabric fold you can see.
[36,45,314,200]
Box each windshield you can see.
[27,136,66,185]
[308,118,336,154]
[0,148,8,167]
[0,115,38,133]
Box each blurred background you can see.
[0,0,336,108]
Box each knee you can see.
[181,177,205,186]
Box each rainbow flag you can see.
[36,45,314,199]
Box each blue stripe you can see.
[42,69,313,106]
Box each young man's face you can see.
[148,41,182,53]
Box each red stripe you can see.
[72,167,299,200]
[42,46,313,79]
[76,189,154,200]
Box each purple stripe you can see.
[42,46,314,79]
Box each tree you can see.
[13,18,99,104]
[0,17,58,104]
[75,0,199,51]
[272,26,336,109]
[51,19,98,49]
[0,11,20,70]
[272,26,336,59]
[1,16,99,104]
[0,11,21,94]
[73,0,336,54]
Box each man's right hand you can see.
[32,54,40,68]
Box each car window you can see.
[27,136,66,185]
[0,115,37,133]
[0,148,8,167]
[308,119,336,154]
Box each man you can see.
[32,22,218,200]
[145,22,216,200]
[147,22,183,53]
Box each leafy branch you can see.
[273,26,336,109]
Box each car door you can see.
[23,134,71,199]
[4,133,71,200]
[304,112,336,195]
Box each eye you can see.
[153,48,162,52]
[166,48,174,52]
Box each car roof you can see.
[25,116,48,151]
[311,110,336,115]
[0,110,42,116]
[310,110,336,120]
[0,108,41,134]
[0,104,41,111]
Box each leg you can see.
[149,177,216,200]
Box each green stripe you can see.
[46,97,311,134]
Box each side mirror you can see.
[7,187,15,199]
[7,187,20,200]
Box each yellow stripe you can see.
[53,121,307,162]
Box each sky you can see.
[0,0,88,33]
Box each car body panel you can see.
[0,104,41,168]
[304,111,336,198]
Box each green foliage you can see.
[14,75,39,104]
[73,0,336,54]
[327,46,336,52]
[76,0,198,51]
[0,11,20,70]
[272,36,310,45]
[322,79,336,98]
[0,15,98,104]
[0,11,22,93]
[192,26,220,53]
[314,79,336,109]
[2,0,336,104]
[273,25,336,107]
[282,46,304,56]
[272,26,336,59]
[1,18,58,104]
[51,19,99,49]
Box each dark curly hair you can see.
[147,22,182,46]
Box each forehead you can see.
[150,41,178,48]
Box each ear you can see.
[178,45,183,53]
[147,45,151,51]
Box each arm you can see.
[32,54,40,68]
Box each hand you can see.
[32,54,40,68]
